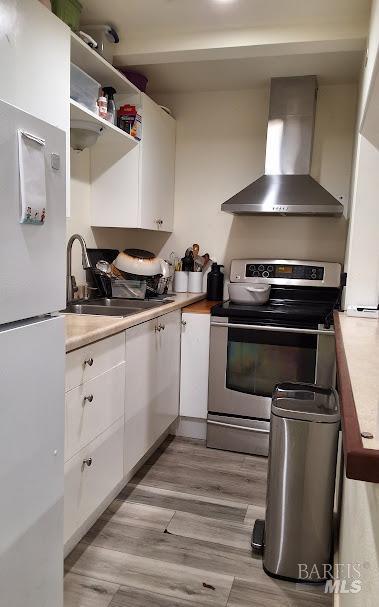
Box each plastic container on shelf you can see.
[52,0,82,31]
[70,63,100,114]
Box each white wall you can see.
[154,84,356,270]
[344,0,379,310]
[67,83,357,284]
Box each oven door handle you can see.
[207,420,270,434]
[210,322,335,335]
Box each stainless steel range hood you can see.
[222,76,343,216]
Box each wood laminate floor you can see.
[64,436,332,607]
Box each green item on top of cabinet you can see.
[52,0,82,31]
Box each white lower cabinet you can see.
[124,310,181,474]
[180,311,211,419]
[64,310,181,550]
[64,417,124,544]
[65,362,126,461]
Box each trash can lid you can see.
[272,382,340,423]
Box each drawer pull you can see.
[83,394,94,404]
[82,457,92,468]
[84,357,94,367]
[155,324,161,333]
[160,324,165,331]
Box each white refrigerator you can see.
[0,99,66,606]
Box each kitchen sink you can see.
[63,297,174,317]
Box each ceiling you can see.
[136,51,363,93]
[80,0,371,38]
[79,0,369,93]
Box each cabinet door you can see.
[64,417,124,545]
[156,310,181,430]
[139,94,176,232]
[124,319,160,473]
[124,312,181,475]
[90,144,140,228]
[180,312,211,419]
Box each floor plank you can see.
[102,499,175,531]
[243,504,266,526]
[81,517,261,580]
[119,484,249,523]
[167,511,253,550]
[64,572,119,607]
[227,577,332,607]
[132,459,267,505]
[66,543,234,607]
[110,585,216,607]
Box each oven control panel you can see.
[229,259,341,288]
[245,263,324,281]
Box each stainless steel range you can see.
[207,259,342,456]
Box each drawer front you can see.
[65,362,126,462]
[64,418,124,544]
[65,332,125,391]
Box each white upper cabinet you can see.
[91,93,176,231]
[139,94,176,231]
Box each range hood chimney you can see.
[221,76,343,216]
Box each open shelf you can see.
[71,31,140,97]
[70,99,139,153]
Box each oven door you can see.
[208,317,335,421]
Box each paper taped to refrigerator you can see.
[18,130,47,224]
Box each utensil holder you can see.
[188,271,203,293]
[174,271,188,293]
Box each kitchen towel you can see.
[18,129,47,224]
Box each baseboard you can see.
[176,416,207,440]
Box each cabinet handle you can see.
[155,324,161,333]
[83,394,94,404]
[160,324,165,331]
[84,357,94,367]
[181,320,187,327]
[155,219,163,228]
[82,457,92,468]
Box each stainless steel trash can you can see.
[263,382,340,582]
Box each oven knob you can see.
[249,265,256,271]
[253,271,259,277]
[267,265,273,272]
[258,265,264,271]
[262,271,269,278]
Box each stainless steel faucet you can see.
[66,234,91,303]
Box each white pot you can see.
[228,283,271,305]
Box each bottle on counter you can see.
[207,263,224,301]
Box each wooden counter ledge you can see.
[334,311,379,483]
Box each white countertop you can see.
[64,293,205,353]
[338,312,379,449]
